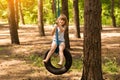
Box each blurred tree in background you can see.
[0,0,120,26]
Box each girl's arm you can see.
[51,26,57,36]
[58,23,65,32]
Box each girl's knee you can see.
[59,49,64,54]
[50,48,55,52]
[59,43,65,49]
[50,44,57,53]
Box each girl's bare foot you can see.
[57,62,63,66]
[43,60,47,63]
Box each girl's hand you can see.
[57,23,62,27]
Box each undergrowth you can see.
[29,54,120,74]
[102,57,120,74]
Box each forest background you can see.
[0,0,120,26]
[0,0,120,80]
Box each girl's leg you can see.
[58,42,65,65]
[43,42,57,62]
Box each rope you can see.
[57,0,60,17]
[55,0,60,53]
[56,0,60,45]
[56,27,59,46]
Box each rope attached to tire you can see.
[43,0,72,75]
[44,49,72,75]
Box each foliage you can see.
[102,57,119,74]
[0,0,7,21]
[21,0,38,24]
[29,54,43,67]
[101,0,120,26]
[0,0,120,26]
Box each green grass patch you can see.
[29,54,83,71]
[29,54,120,74]
[0,47,3,51]
[71,58,83,71]
[102,57,120,74]
[29,54,44,67]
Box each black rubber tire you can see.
[44,49,72,75]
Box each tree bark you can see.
[81,0,103,80]
[73,0,81,38]
[14,0,19,28]
[19,0,25,25]
[51,0,57,20]
[8,0,20,44]
[51,0,56,14]
[38,0,45,36]
[61,0,70,49]
[111,0,116,27]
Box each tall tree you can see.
[8,0,20,44]
[14,0,19,28]
[111,0,116,27]
[73,0,81,38]
[38,0,45,36]
[61,0,70,49]
[81,0,103,80]
[51,0,57,22]
[19,0,25,25]
[51,0,56,15]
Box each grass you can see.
[29,54,120,74]
[0,47,3,51]
[102,57,120,74]
[29,54,44,67]
[29,54,83,70]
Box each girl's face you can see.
[58,19,65,26]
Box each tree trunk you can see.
[19,0,25,25]
[73,0,81,38]
[81,0,103,80]
[61,0,70,49]
[111,0,116,27]
[51,0,57,20]
[38,0,45,36]
[14,0,19,29]
[8,0,20,44]
[51,0,56,15]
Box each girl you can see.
[43,14,68,66]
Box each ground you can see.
[0,24,120,80]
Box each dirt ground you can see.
[0,24,120,80]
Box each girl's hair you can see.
[56,14,68,29]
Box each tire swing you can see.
[44,49,72,75]
[43,0,72,75]
[44,28,72,75]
